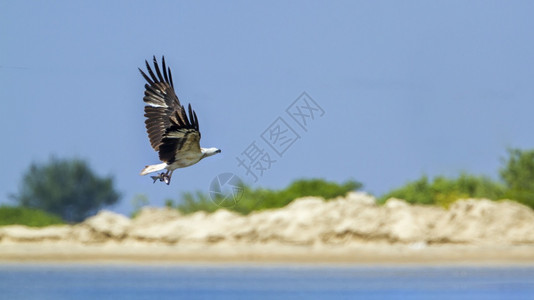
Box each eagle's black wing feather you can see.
[139,56,201,162]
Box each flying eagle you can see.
[139,56,221,184]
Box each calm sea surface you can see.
[1,263,533,300]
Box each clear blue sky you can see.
[1,1,533,215]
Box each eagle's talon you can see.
[163,174,171,185]
[151,173,168,184]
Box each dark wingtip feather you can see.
[193,110,199,131]
[168,67,174,88]
[188,104,200,131]
[184,104,191,127]
[162,56,170,84]
[145,59,158,83]
[153,56,165,83]
[139,68,154,85]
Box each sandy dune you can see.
[1,193,534,263]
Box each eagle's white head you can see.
[201,147,222,158]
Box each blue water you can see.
[1,264,533,300]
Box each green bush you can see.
[243,179,362,212]
[130,194,150,218]
[175,178,361,215]
[379,174,505,207]
[500,148,534,208]
[0,206,63,227]
[377,148,534,208]
[11,157,121,223]
[175,191,221,214]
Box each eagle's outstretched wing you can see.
[139,56,201,163]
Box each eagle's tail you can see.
[140,163,167,176]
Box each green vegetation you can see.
[5,148,534,227]
[378,174,505,207]
[379,148,534,208]
[11,157,121,223]
[168,148,534,214]
[130,193,150,218]
[500,148,534,208]
[0,206,63,227]
[171,178,362,215]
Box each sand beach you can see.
[2,193,534,264]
